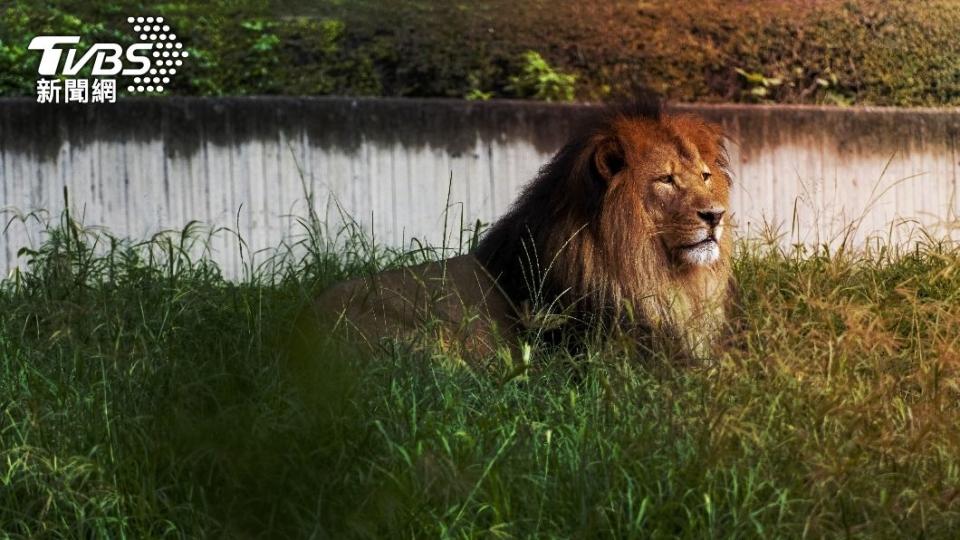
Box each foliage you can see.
[3,203,960,536]
[506,51,577,102]
[0,4,131,95]
[0,0,382,98]
[4,0,960,105]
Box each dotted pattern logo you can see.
[125,16,187,94]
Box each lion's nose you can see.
[697,208,725,228]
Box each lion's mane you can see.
[473,104,735,354]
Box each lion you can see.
[308,103,735,363]
[306,253,516,360]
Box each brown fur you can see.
[310,254,517,363]
[313,104,735,362]
[473,104,735,358]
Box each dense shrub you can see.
[3,0,960,105]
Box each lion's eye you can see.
[659,174,676,185]
[702,172,712,182]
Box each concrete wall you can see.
[2,97,959,278]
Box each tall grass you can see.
[2,204,960,538]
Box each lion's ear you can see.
[592,138,625,182]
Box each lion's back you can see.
[311,255,517,360]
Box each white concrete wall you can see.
[2,98,959,279]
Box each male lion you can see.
[310,104,735,362]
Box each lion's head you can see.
[474,104,734,357]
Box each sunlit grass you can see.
[2,206,960,538]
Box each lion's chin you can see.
[676,239,720,266]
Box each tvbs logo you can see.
[29,16,188,104]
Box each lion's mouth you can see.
[677,237,717,250]
[674,236,720,266]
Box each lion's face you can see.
[595,114,731,270]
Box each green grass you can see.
[2,207,960,538]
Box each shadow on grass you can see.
[4,199,960,537]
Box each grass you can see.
[2,206,960,538]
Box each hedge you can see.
[3,0,959,106]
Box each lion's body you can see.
[312,254,516,360]
[312,104,736,363]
